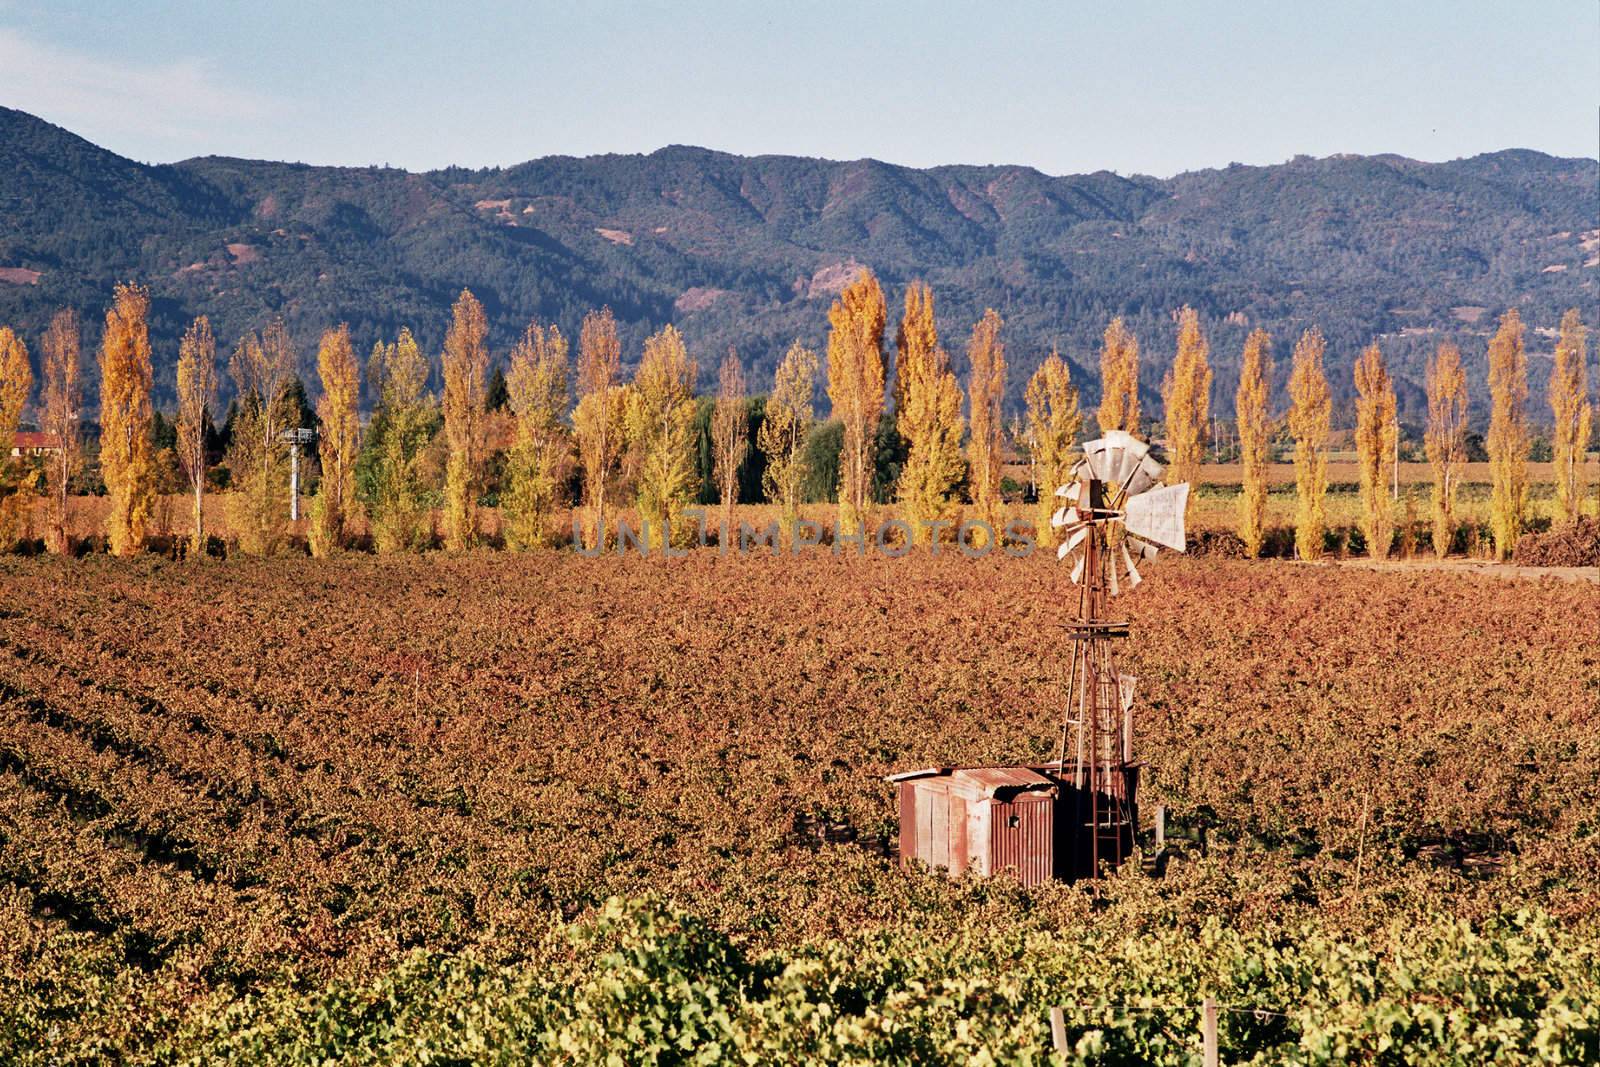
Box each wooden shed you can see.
[887,763,1142,885]
[886,766,1060,886]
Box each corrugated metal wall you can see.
[990,796,1054,886]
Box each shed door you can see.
[989,795,1054,886]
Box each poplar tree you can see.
[1235,328,1272,558]
[625,324,699,549]
[759,340,818,536]
[825,269,886,537]
[313,323,361,555]
[175,316,216,557]
[441,289,490,551]
[965,308,1006,533]
[1287,327,1330,560]
[503,322,569,550]
[0,326,33,549]
[40,310,80,555]
[98,284,156,557]
[711,348,749,538]
[367,329,435,552]
[1549,309,1590,523]
[227,320,295,555]
[1163,306,1212,494]
[1097,316,1140,433]
[575,307,623,549]
[1486,309,1528,559]
[1425,342,1468,558]
[1353,342,1397,558]
[1023,349,1081,547]
[893,283,964,543]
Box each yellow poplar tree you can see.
[1235,329,1272,558]
[227,321,294,556]
[1353,342,1398,558]
[1425,342,1468,558]
[40,310,80,555]
[1287,327,1330,560]
[825,269,886,537]
[1097,316,1140,433]
[893,283,964,543]
[98,284,156,557]
[965,308,1006,533]
[368,329,435,553]
[503,322,570,549]
[575,307,624,549]
[1163,306,1212,493]
[0,325,33,548]
[312,323,361,556]
[1549,309,1590,523]
[1024,349,1081,547]
[1486,309,1528,558]
[625,324,699,549]
[175,316,216,556]
[711,348,749,537]
[441,289,490,551]
[759,340,819,535]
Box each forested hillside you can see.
[0,106,1593,422]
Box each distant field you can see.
[26,458,1595,556]
[1193,459,1562,487]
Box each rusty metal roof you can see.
[884,767,949,784]
[952,767,1055,796]
[887,766,1061,798]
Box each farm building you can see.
[887,763,1141,886]
[9,431,62,459]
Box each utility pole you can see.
[279,428,315,521]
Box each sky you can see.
[1,1,1596,177]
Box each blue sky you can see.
[2,1,1595,175]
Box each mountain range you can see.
[1,105,1594,424]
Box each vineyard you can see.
[2,550,1597,1063]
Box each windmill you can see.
[885,429,1190,886]
[1049,429,1189,877]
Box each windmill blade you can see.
[1102,429,1148,459]
[1117,673,1137,712]
[1124,482,1189,552]
[1079,440,1108,481]
[1053,481,1081,501]
[1120,542,1143,590]
[1050,506,1081,529]
[1101,430,1149,486]
[1069,551,1086,584]
[1055,525,1088,561]
[1123,454,1165,498]
[1080,436,1134,482]
[1127,533,1160,561]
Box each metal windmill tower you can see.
[1049,430,1190,877]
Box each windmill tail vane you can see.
[1049,430,1189,877]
